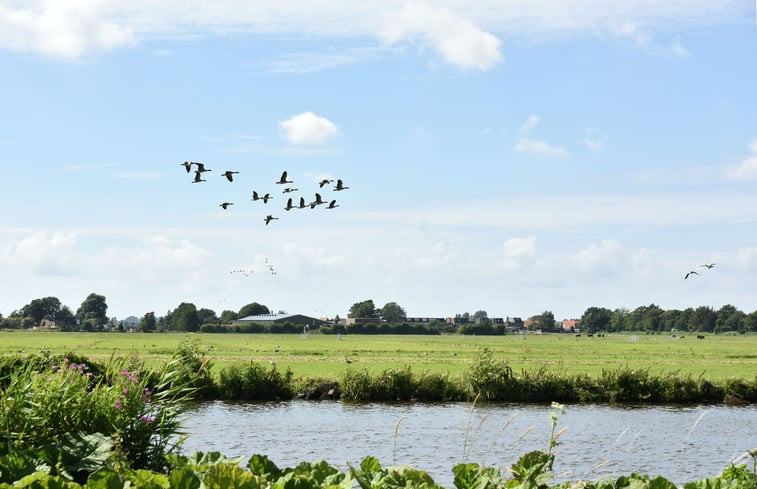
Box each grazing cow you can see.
[697,335,705,339]
[587,333,594,337]
[575,334,581,337]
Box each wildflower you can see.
[115,400,122,410]
[139,415,154,423]
[51,365,58,371]
[123,388,129,394]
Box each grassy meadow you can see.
[1,330,755,381]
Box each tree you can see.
[348,300,378,319]
[472,310,488,323]
[690,306,716,332]
[580,307,613,333]
[529,311,556,331]
[172,303,200,332]
[197,308,219,325]
[744,311,757,333]
[379,302,406,323]
[238,302,270,318]
[609,307,630,332]
[76,293,108,327]
[715,304,745,333]
[139,312,156,332]
[20,296,63,325]
[219,310,238,324]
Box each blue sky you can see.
[1,1,756,321]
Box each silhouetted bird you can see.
[219,202,233,209]
[195,163,211,173]
[181,161,196,173]
[283,187,298,193]
[700,263,716,269]
[334,179,349,191]
[345,357,353,364]
[264,215,278,225]
[326,199,339,209]
[276,171,293,184]
[252,191,273,203]
[685,270,700,279]
[319,178,334,188]
[297,197,307,209]
[192,171,206,183]
[309,193,325,208]
[285,198,294,211]
[221,170,239,182]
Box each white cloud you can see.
[514,138,566,156]
[0,0,134,58]
[570,240,623,275]
[520,114,540,133]
[502,236,536,271]
[726,139,757,180]
[380,2,503,71]
[584,128,605,150]
[0,230,80,275]
[279,111,340,145]
[115,172,161,179]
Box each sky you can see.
[1,0,756,322]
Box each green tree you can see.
[580,306,613,333]
[472,310,488,323]
[348,299,378,319]
[529,311,556,332]
[715,304,745,333]
[139,312,157,332]
[609,307,630,332]
[172,302,200,332]
[379,302,406,323]
[744,311,757,333]
[689,306,716,332]
[219,309,238,324]
[19,296,63,325]
[197,308,218,325]
[238,302,270,318]
[76,293,108,327]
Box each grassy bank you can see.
[1,330,756,380]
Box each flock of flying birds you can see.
[684,263,716,279]
[180,161,349,226]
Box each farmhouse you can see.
[235,313,325,328]
[562,319,581,332]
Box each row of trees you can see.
[2,295,756,334]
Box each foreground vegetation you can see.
[1,342,755,488]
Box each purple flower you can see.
[123,388,129,394]
[115,400,122,410]
[139,416,154,423]
[51,365,58,371]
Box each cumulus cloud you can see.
[520,114,540,133]
[0,0,134,58]
[380,2,503,71]
[514,138,566,156]
[726,139,757,180]
[502,236,536,271]
[571,240,623,275]
[279,111,339,145]
[0,230,80,275]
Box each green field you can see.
[1,330,755,381]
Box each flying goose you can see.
[195,163,211,173]
[221,170,239,182]
[326,199,339,209]
[319,178,334,188]
[684,270,700,279]
[276,171,293,185]
[219,202,233,209]
[181,161,195,173]
[333,179,349,191]
[699,263,716,269]
[192,171,206,183]
[282,187,298,193]
[284,198,295,211]
[252,191,273,203]
[297,197,307,209]
[309,193,325,209]
[264,215,278,225]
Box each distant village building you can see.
[405,317,445,324]
[236,313,325,328]
[562,319,581,332]
[120,316,140,329]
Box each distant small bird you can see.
[283,187,298,193]
[326,199,339,209]
[319,178,334,188]
[195,163,212,173]
[264,215,278,225]
[685,270,700,279]
[285,198,294,211]
[252,191,273,203]
[221,170,239,182]
[297,197,307,209]
[269,358,276,366]
[309,193,325,208]
[700,263,716,269]
[192,171,206,183]
[345,357,353,364]
[276,171,293,184]
[334,179,349,191]
[219,202,233,209]
[181,161,196,173]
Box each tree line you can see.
[1,295,756,334]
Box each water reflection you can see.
[179,402,756,487]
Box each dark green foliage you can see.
[216,362,293,401]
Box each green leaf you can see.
[247,455,281,478]
[86,468,123,489]
[203,463,259,489]
[127,470,169,489]
[168,468,201,489]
